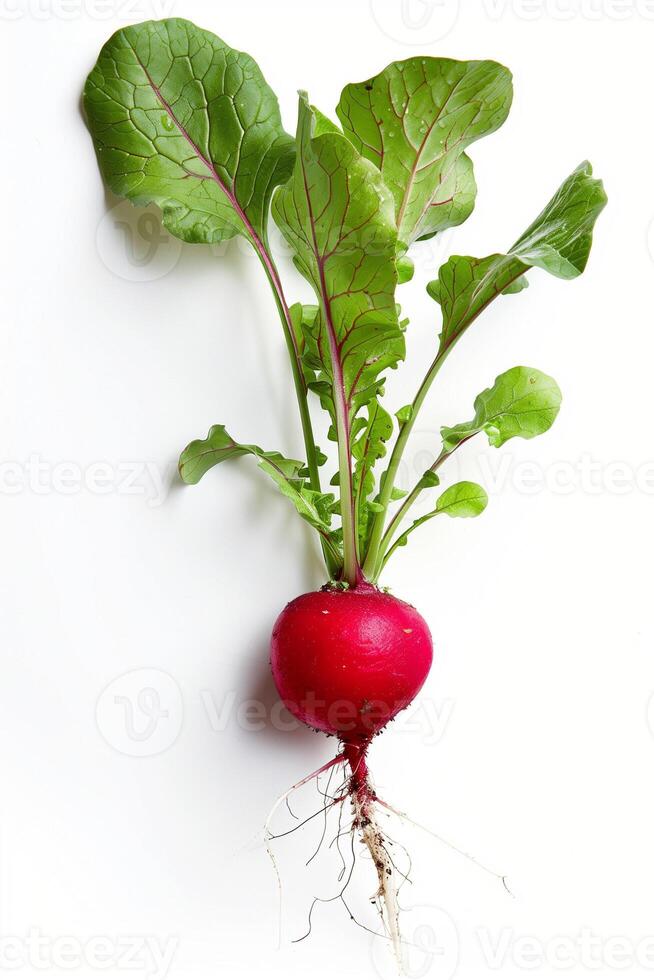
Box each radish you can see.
[270,584,433,741]
[84,17,607,959]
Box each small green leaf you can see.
[418,470,440,489]
[503,276,529,295]
[288,303,319,384]
[397,252,414,284]
[429,162,607,356]
[436,481,488,518]
[178,424,335,533]
[441,366,562,452]
[83,19,294,246]
[352,399,394,554]
[337,58,512,245]
[390,487,408,500]
[353,401,393,501]
[395,404,413,424]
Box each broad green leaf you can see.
[178,424,335,532]
[84,18,294,245]
[428,162,607,356]
[272,94,403,435]
[336,58,512,246]
[435,481,488,518]
[441,367,562,452]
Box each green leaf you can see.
[397,251,415,284]
[395,404,413,424]
[272,93,403,529]
[353,401,393,494]
[83,18,294,245]
[352,399,394,552]
[178,424,335,533]
[417,470,440,489]
[288,303,319,384]
[503,275,529,295]
[428,162,607,356]
[436,481,488,518]
[441,366,562,452]
[312,107,341,137]
[336,58,512,246]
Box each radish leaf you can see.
[337,58,512,246]
[436,481,488,517]
[83,18,294,245]
[441,367,562,452]
[179,424,336,534]
[429,162,607,357]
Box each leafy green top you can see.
[84,19,607,585]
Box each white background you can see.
[1,0,653,977]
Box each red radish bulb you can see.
[270,583,433,742]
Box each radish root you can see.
[344,739,404,970]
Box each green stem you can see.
[362,346,451,580]
[379,449,448,557]
[257,253,321,491]
[322,298,358,585]
[377,432,476,566]
[254,247,340,578]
